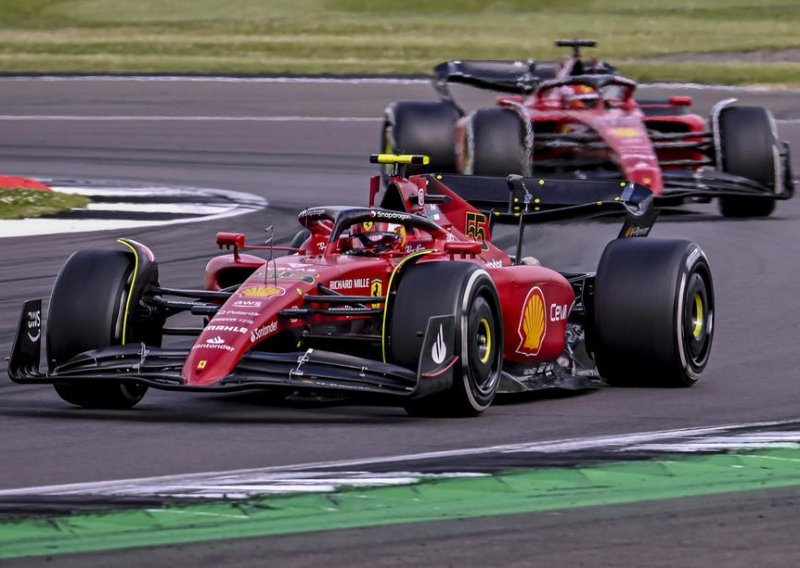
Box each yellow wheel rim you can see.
[692,293,704,338]
[478,318,492,364]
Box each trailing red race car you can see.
[382,39,794,217]
[9,155,714,417]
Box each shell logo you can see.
[240,286,284,298]
[611,127,640,139]
[516,287,547,357]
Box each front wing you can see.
[9,300,598,400]
[529,167,794,203]
[8,300,454,400]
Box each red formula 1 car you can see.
[382,39,793,217]
[9,155,714,417]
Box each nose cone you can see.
[183,322,252,387]
[181,283,301,387]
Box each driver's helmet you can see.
[586,59,618,75]
[346,222,406,255]
[561,84,600,110]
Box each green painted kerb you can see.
[2,448,800,559]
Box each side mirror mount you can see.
[444,241,483,258]
[669,96,693,107]
[216,232,246,261]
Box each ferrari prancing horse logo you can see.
[370,279,383,308]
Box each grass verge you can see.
[1,1,800,83]
[0,190,91,219]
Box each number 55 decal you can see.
[465,212,489,250]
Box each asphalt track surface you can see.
[1,78,800,565]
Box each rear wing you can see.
[432,60,558,104]
[426,174,657,240]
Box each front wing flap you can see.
[510,158,794,202]
[7,300,456,399]
[659,166,795,201]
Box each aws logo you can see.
[240,286,285,298]
[516,287,546,357]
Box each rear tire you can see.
[464,108,527,177]
[592,239,714,387]
[390,262,503,417]
[716,106,778,217]
[381,101,461,178]
[48,249,155,409]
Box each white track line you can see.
[0,418,798,498]
[0,183,266,238]
[0,76,798,93]
[0,115,796,124]
[0,115,380,122]
[85,203,231,214]
[0,76,430,85]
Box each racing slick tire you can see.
[464,108,528,177]
[592,239,714,388]
[381,101,461,179]
[390,262,503,417]
[716,106,778,217]
[47,249,157,409]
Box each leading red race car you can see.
[9,155,714,417]
[382,39,794,217]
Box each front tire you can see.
[47,249,156,409]
[716,106,779,217]
[390,262,503,417]
[592,239,714,387]
[464,108,528,177]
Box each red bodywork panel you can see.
[488,266,573,363]
[189,254,391,386]
[192,173,575,387]
[452,64,711,196]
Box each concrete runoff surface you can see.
[0,78,799,564]
[1,447,800,561]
